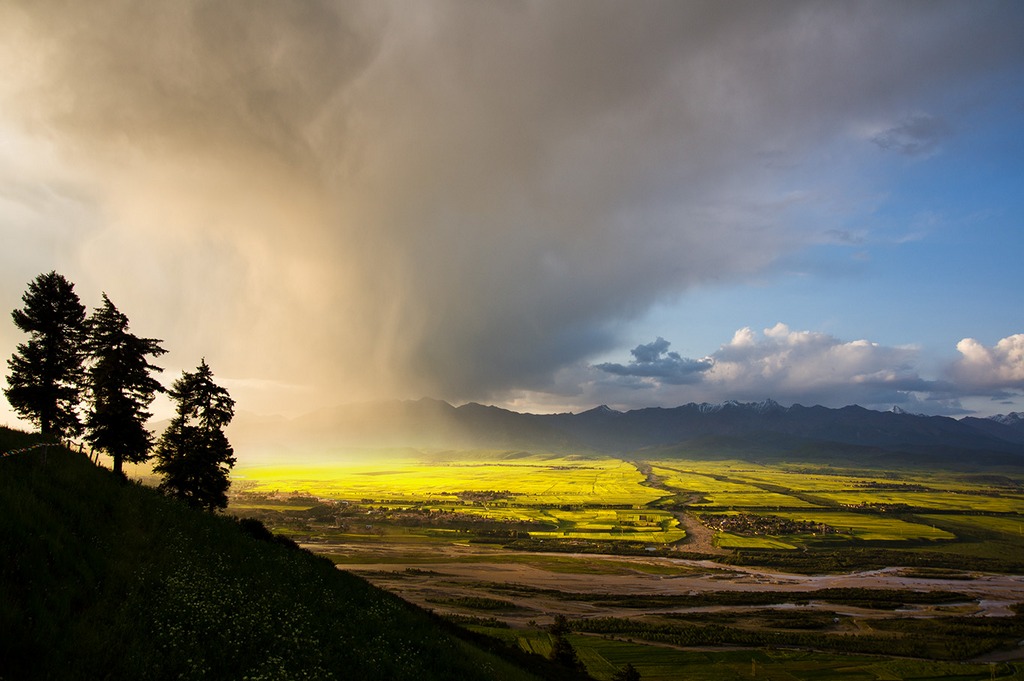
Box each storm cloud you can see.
[597,338,712,385]
[2,1,1022,415]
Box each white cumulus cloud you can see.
[952,335,1024,391]
[703,323,933,405]
[556,323,954,413]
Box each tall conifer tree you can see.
[4,271,87,438]
[154,360,235,511]
[85,294,166,476]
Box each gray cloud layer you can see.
[2,1,1023,412]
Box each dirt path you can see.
[673,509,729,555]
[630,459,728,555]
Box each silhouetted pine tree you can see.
[547,615,585,673]
[154,360,235,511]
[84,294,166,476]
[548,635,584,673]
[4,271,87,438]
[611,662,641,681]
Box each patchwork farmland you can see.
[229,451,1024,680]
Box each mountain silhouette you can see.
[231,400,1024,468]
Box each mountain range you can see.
[229,399,1024,469]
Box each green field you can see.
[471,627,1024,681]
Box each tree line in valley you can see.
[4,271,235,511]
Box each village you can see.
[699,512,840,537]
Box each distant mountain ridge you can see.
[538,400,1024,462]
[231,398,1024,468]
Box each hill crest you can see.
[0,432,560,681]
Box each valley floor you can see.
[314,539,1024,680]
[227,453,1024,680]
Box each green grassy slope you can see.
[0,428,569,681]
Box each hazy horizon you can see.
[3,1,1024,431]
[230,394,1022,421]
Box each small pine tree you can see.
[84,294,166,476]
[547,615,584,673]
[4,271,87,438]
[549,614,571,637]
[612,662,641,681]
[154,360,235,511]
[548,634,584,672]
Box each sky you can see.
[1,0,1023,427]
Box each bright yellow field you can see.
[523,508,685,543]
[720,467,1022,495]
[724,471,899,491]
[690,491,821,508]
[234,456,661,506]
[768,511,955,541]
[716,534,797,550]
[650,465,762,492]
[527,530,686,543]
[711,511,958,548]
[814,490,1024,512]
[231,455,1014,550]
[918,514,1024,538]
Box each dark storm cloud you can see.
[2,1,1023,411]
[597,338,713,385]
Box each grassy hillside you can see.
[0,428,572,681]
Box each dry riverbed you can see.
[303,539,1024,628]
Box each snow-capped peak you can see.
[693,399,783,414]
[989,412,1024,426]
[752,398,783,414]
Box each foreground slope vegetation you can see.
[0,428,558,681]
